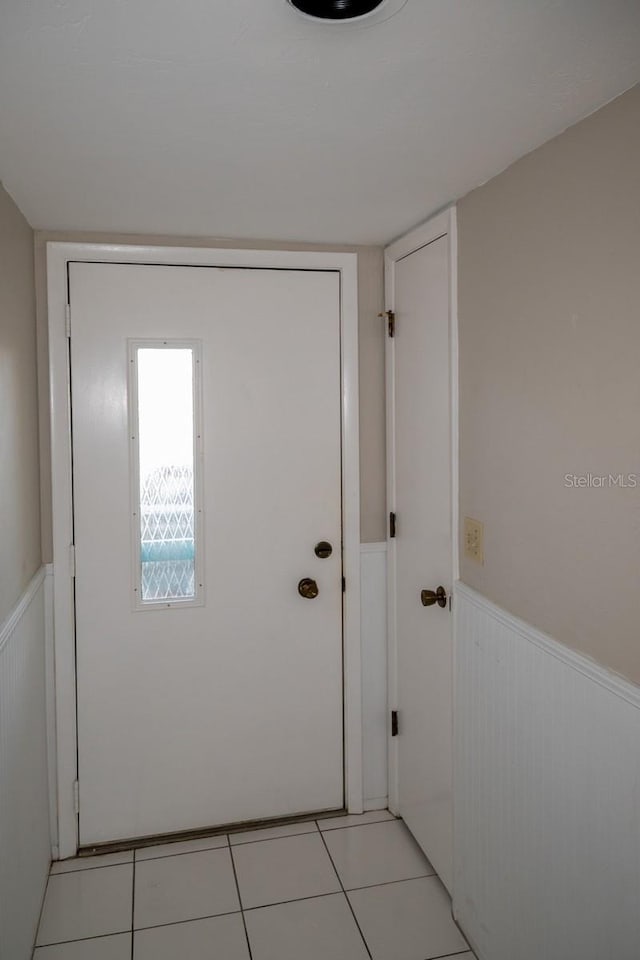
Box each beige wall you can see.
[0,184,41,622]
[458,83,640,683]
[34,232,386,557]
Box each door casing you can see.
[46,242,362,859]
[384,206,459,859]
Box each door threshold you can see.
[78,808,348,857]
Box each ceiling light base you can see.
[288,0,387,22]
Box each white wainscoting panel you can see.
[0,567,51,960]
[360,543,388,809]
[454,582,640,960]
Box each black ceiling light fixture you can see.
[288,0,387,21]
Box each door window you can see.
[129,341,203,607]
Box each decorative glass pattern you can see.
[136,347,196,603]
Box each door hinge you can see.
[378,310,395,337]
[389,512,396,539]
[391,710,399,737]
[73,780,80,815]
[342,576,346,593]
[69,543,76,579]
[65,302,71,338]
[386,310,395,337]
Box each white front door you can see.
[386,216,455,891]
[70,262,344,846]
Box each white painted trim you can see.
[384,257,398,813]
[384,207,452,265]
[46,241,362,856]
[455,581,640,709]
[0,567,46,655]
[43,564,59,859]
[360,541,389,809]
[341,254,363,816]
[384,206,459,814]
[363,798,389,811]
[360,541,387,554]
[449,210,460,584]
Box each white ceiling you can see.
[0,0,638,244]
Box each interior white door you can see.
[71,262,344,846]
[388,232,454,891]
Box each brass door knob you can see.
[298,578,319,599]
[421,586,447,608]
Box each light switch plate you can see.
[464,517,484,564]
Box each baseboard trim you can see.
[363,797,388,811]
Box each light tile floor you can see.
[35,811,475,960]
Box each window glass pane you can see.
[137,348,195,602]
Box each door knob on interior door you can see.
[298,578,319,599]
[421,586,447,608]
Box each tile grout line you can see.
[49,815,395,874]
[344,871,436,893]
[428,950,474,960]
[244,887,346,913]
[133,840,229,863]
[32,924,474,960]
[31,930,132,948]
[108,824,321,865]
[227,834,254,960]
[239,872,438,912]
[35,916,241,947]
[50,863,130,875]
[30,866,53,958]
[50,859,134,876]
[34,874,456,951]
[133,908,242,933]
[50,854,134,875]
[230,826,317,848]
[319,816,397,833]
[318,826,373,960]
[34,822,471,959]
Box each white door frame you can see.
[46,242,362,859]
[384,206,459,812]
